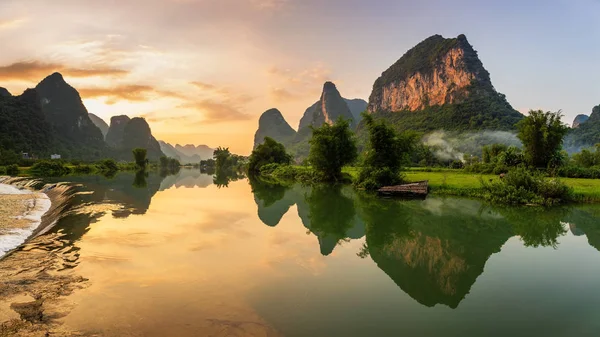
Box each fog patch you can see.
[422,130,522,162]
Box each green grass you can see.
[344,166,600,202]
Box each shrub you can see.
[6,164,19,176]
[73,164,94,174]
[29,160,70,177]
[97,159,119,172]
[356,167,404,191]
[481,166,573,206]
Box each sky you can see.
[0,0,598,155]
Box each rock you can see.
[88,113,109,138]
[105,115,131,148]
[174,144,214,160]
[298,82,356,130]
[365,34,522,132]
[254,108,297,149]
[121,117,164,160]
[35,72,107,159]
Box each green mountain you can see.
[253,108,297,149]
[158,142,214,164]
[565,105,600,151]
[298,82,356,130]
[88,113,109,138]
[35,73,108,159]
[344,98,368,124]
[0,89,53,159]
[365,34,523,133]
[106,116,164,161]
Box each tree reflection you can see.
[496,207,569,248]
[133,170,148,188]
[213,169,245,188]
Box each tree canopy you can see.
[248,137,292,174]
[308,118,357,181]
[517,110,569,168]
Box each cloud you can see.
[269,87,301,102]
[79,85,183,104]
[179,99,251,124]
[0,61,128,81]
[0,18,27,30]
[267,63,332,100]
[250,0,288,10]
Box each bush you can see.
[97,159,119,172]
[481,166,573,206]
[73,164,94,174]
[6,164,19,176]
[356,167,404,191]
[29,160,70,177]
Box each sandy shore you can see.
[0,181,86,336]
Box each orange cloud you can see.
[269,87,301,102]
[79,85,183,104]
[0,18,27,30]
[0,61,128,81]
[180,100,252,124]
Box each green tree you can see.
[356,113,416,190]
[517,110,569,168]
[132,148,148,168]
[308,118,357,181]
[248,137,292,174]
[213,147,231,171]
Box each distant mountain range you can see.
[254,82,367,158]
[157,141,214,164]
[0,72,213,162]
[565,105,600,151]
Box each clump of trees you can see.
[355,114,416,190]
[248,137,292,174]
[308,118,357,182]
[213,147,245,173]
[517,110,569,168]
[132,148,148,169]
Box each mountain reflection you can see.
[251,181,600,309]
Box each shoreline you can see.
[0,177,76,261]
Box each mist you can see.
[422,130,522,162]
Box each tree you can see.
[308,118,357,181]
[132,148,148,168]
[213,147,231,171]
[517,110,569,168]
[248,137,292,174]
[355,113,416,190]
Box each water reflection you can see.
[250,181,600,309]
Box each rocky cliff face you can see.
[564,105,600,152]
[254,108,297,149]
[121,118,164,160]
[105,115,131,148]
[88,113,109,138]
[368,35,492,113]
[35,73,106,157]
[0,87,11,97]
[298,82,356,130]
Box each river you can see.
[1,169,600,336]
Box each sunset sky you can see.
[0,0,598,154]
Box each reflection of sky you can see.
[59,179,600,336]
[1,0,599,154]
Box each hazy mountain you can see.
[253,108,297,149]
[159,141,208,164]
[88,113,109,138]
[174,144,214,160]
[344,98,368,124]
[298,82,356,130]
[105,115,131,148]
[565,105,600,151]
[35,73,107,159]
[106,115,164,160]
[365,34,523,132]
[572,114,589,129]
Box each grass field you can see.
[343,167,600,202]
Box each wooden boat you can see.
[377,180,429,198]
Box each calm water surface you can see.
[26,170,600,336]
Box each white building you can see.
[50,154,61,160]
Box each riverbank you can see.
[260,166,600,203]
[0,177,84,336]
